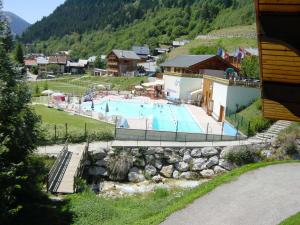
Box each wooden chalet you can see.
[255,0,300,121]
[107,50,141,76]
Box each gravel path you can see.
[161,163,300,225]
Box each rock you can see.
[145,165,157,177]
[133,157,145,167]
[163,148,173,158]
[154,159,163,170]
[191,158,207,171]
[154,147,164,154]
[179,148,190,156]
[128,172,145,183]
[220,146,235,159]
[191,148,202,158]
[179,172,199,180]
[95,160,106,167]
[92,148,107,160]
[145,155,155,164]
[154,153,164,159]
[131,148,141,157]
[214,166,227,174]
[201,147,218,157]
[88,167,107,176]
[160,165,174,178]
[200,169,215,178]
[167,154,181,164]
[173,170,180,179]
[183,153,192,163]
[152,175,164,183]
[206,156,219,168]
[296,139,300,146]
[84,160,91,166]
[261,150,273,159]
[175,162,189,172]
[219,159,235,171]
[145,147,156,155]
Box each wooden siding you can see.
[255,0,300,121]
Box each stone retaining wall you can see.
[86,146,237,183]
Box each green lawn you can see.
[279,212,300,225]
[34,105,114,144]
[30,75,147,96]
[226,99,273,136]
[64,161,298,225]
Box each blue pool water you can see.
[81,100,237,135]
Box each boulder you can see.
[183,153,192,163]
[167,154,181,164]
[88,167,107,176]
[131,148,141,157]
[92,148,107,160]
[179,172,199,180]
[200,169,215,178]
[145,155,155,164]
[160,165,174,178]
[214,166,227,174]
[128,172,145,183]
[179,148,190,156]
[191,148,202,158]
[206,156,219,169]
[220,146,235,159]
[152,175,164,183]
[145,165,157,177]
[173,170,180,179]
[95,160,106,167]
[154,159,163,170]
[154,147,164,154]
[219,159,235,171]
[129,167,140,173]
[175,162,189,172]
[133,157,146,167]
[145,147,157,155]
[84,160,91,166]
[201,147,218,157]
[154,153,164,159]
[191,158,207,171]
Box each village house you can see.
[48,55,68,73]
[36,56,49,76]
[106,50,141,76]
[132,45,150,61]
[67,59,89,74]
[202,70,260,122]
[160,55,238,102]
[172,40,190,48]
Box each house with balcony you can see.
[107,50,141,76]
[160,55,238,103]
[48,55,68,74]
[202,70,260,122]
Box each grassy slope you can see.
[279,212,300,225]
[30,76,147,96]
[65,161,298,225]
[168,24,257,59]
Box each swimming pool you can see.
[81,100,237,135]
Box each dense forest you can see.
[22,0,255,59]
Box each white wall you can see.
[163,75,181,99]
[226,86,261,114]
[179,77,202,100]
[212,82,228,120]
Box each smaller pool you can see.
[223,122,238,136]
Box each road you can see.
[161,163,300,225]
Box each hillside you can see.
[22,0,255,59]
[168,24,258,59]
[4,11,30,36]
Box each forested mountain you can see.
[4,11,30,36]
[22,0,255,59]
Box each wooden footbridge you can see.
[47,140,89,194]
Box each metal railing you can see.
[47,139,71,193]
[73,141,89,193]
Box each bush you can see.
[107,151,133,181]
[225,146,259,166]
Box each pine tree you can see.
[14,42,24,65]
[0,1,47,223]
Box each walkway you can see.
[56,145,83,193]
[161,163,300,225]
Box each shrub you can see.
[107,151,133,181]
[280,133,299,156]
[225,146,259,166]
